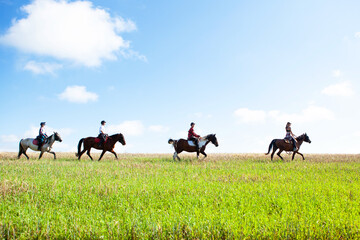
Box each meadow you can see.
[0,152,360,239]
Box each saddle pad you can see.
[95,137,107,143]
[188,140,206,148]
[32,139,39,145]
[284,139,292,144]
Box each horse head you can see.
[304,133,311,144]
[54,132,62,142]
[207,134,219,147]
[118,133,126,145]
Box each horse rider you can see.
[188,122,200,151]
[285,122,297,151]
[37,122,48,150]
[98,120,108,147]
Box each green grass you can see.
[1,153,360,239]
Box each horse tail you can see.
[265,139,276,155]
[76,138,84,157]
[18,139,23,158]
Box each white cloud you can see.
[107,120,144,136]
[0,134,18,143]
[321,82,354,97]
[235,105,334,124]
[58,85,98,103]
[148,125,169,133]
[234,108,267,123]
[269,105,334,123]
[114,17,137,33]
[355,32,360,38]
[0,0,138,67]
[24,60,62,74]
[332,69,341,77]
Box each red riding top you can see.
[188,127,200,139]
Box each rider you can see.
[37,122,48,150]
[98,120,107,147]
[188,122,200,151]
[285,122,297,151]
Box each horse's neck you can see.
[297,137,304,146]
[204,139,211,146]
[47,135,55,146]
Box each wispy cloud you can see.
[234,108,266,123]
[58,86,98,103]
[235,105,334,124]
[148,125,169,133]
[322,81,354,97]
[24,60,62,74]
[0,134,18,143]
[332,69,341,77]
[107,121,144,136]
[0,0,140,67]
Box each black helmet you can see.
[190,122,195,126]
[101,120,106,125]
[40,122,46,126]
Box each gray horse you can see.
[18,132,62,159]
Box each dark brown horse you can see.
[168,134,218,160]
[265,133,311,161]
[76,133,126,161]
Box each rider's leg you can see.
[292,137,297,151]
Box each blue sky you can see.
[0,0,359,154]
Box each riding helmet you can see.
[40,122,46,126]
[101,120,106,124]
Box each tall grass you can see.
[1,153,360,239]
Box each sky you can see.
[0,0,359,154]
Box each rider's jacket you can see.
[39,127,48,138]
[99,125,106,134]
[188,127,200,139]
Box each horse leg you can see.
[50,151,56,159]
[98,150,106,161]
[23,149,30,160]
[78,148,87,160]
[292,152,296,160]
[110,150,118,160]
[200,150,207,159]
[173,152,180,161]
[270,146,278,161]
[277,150,284,161]
[39,151,44,159]
[297,152,305,160]
[86,148,93,161]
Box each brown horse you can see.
[168,134,218,160]
[76,133,126,161]
[265,133,311,161]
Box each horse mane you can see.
[109,133,122,138]
[296,134,305,141]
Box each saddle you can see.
[33,137,49,146]
[284,139,292,144]
[94,137,108,143]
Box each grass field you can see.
[1,152,360,239]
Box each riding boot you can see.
[38,143,42,151]
[293,142,297,151]
[195,140,200,152]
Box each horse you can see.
[265,133,311,161]
[168,134,218,160]
[76,133,126,161]
[18,132,63,159]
